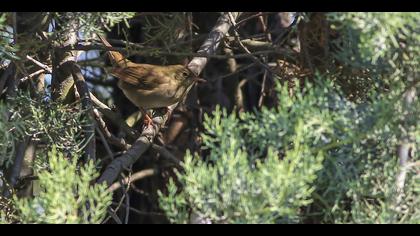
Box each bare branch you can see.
[25,55,52,73]
[227,13,274,74]
[72,64,96,161]
[2,137,30,198]
[20,69,48,82]
[95,125,115,160]
[151,144,181,166]
[90,92,140,140]
[108,169,157,192]
[188,12,241,76]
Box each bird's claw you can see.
[143,113,154,128]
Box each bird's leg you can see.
[139,107,153,127]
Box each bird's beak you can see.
[192,77,207,83]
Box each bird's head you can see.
[174,65,206,84]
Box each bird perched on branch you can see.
[97,34,202,126]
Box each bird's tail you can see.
[97,34,128,68]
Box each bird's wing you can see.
[112,65,169,90]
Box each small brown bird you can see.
[98,34,199,126]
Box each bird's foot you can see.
[143,113,154,128]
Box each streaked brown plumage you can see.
[97,34,195,125]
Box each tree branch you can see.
[93,108,130,151]
[51,16,78,103]
[25,55,52,73]
[69,44,284,60]
[227,13,274,74]
[107,168,157,192]
[72,64,96,161]
[95,125,115,160]
[90,92,140,140]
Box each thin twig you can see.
[95,125,114,160]
[72,64,96,161]
[93,108,130,150]
[227,13,274,74]
[20,69,47,82]
[151,144,181,166]
[217,63,256,79]
[258,70,268,108]
[107,208,122,224]
[90,92,140,139]
[25,55,52,73]
[70,44,282,60]
[110,202,166,216]
[257,15,271,109]
[124,184,130,224]
[258,14,272,42]
[234,12,273,29]
[108,169,157,192]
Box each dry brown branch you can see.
[108,168,157,192]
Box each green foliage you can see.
[143,13,189,45]
[109,12,194,65]
[7,94,88,161]
[159,77,419,223]
[160,81,347,223]
[0,103,25,167]
[326,13,419,101]
[0,11,418,224]
[8,146,111,224]
[0,94,107,224]
[328,13,419,74]
[0,13,19,61]
[51,12,136,39]
[1,92,91,196]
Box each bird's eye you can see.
[182,71,189,77]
